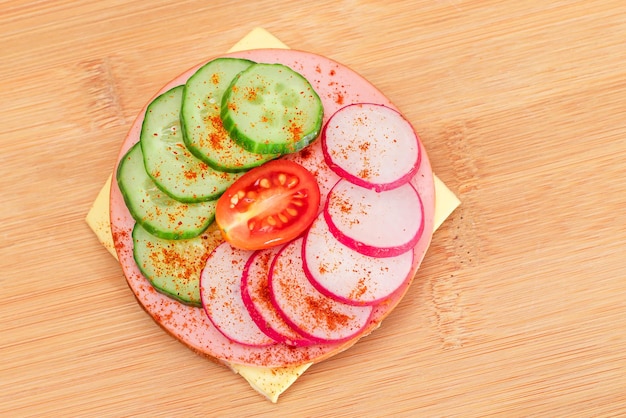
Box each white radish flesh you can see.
[324,179,424,257]
[241,247,314,346]
[269,238,373,342]
[303,214,414,305]
[322,103,421,191]
[200,242,277,347]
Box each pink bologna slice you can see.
[110,48,436,368]
[269,238,373,342]
[284,139,340,213]
[322,103,421,192]
[199,243,276,347]
[241,247,314,346]
[324,179,424,258]
[303,214,414,305]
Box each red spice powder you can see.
[208,132,223,150]
[147,246,196,281]
[304,296,350,331]
[112,230,129,253]
[298,147,312,160]
[349,277,368,300]
[244,87,257,102]
[358,168,371,179]
[288,121,303,142]
[258,278,272,307]
[337,197,352,214]
[206,115,225,150]
[253,253,274,307]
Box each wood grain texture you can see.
[2,1,626,416]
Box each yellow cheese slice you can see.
[86,174,117,259]
[85,27,460,403]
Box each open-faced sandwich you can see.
[87,28,460,402]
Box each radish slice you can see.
[241,247,314,346]
[200,242,277,347]
[269,238,373,343]
[324,179,424,257]
[322,103,421,191]
[303,214,414,305]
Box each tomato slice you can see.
[215,159,321,250]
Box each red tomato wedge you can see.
[215,160,321,250]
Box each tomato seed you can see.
[259,178,271,188]
[278,173,287,185]
[287,176,299,188]
[286,207,298,216]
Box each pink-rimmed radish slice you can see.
[241,247,314,347]
[303,214,414,305]
[322,103,421,192]
[269,238,373,343]
[200,242,277,347]
[324,179,424,258]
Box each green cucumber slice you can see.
[221,63,323,155]
[117,142,216,240]
[132,222,223,307]
[140,85,242,203]
[181,58,278,173]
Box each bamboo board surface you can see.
[2,1,626,416]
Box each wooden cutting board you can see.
[2,1,626,416]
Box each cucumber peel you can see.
[132,222,223,307]
[181,58,279,173]
[140,85,242,203]
[117,143,216,240]
[221,63,323,155]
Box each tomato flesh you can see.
[215,160,320,250]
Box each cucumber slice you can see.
[140,85,242,203]
[181,58,278,173]
[117,142,216,240]
[132,222,223,307]
[221,63,323,155]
